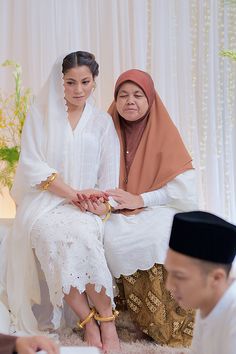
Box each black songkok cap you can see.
[169,211,236,264]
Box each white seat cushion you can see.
[0,300,10,334]
[0,218,13,243]
[0,219,13,334]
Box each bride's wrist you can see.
[66,188,78,201]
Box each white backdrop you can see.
[0,0,236,222]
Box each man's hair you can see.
[193,258,232,277]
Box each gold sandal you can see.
[94,309,119,322]
[77,307,96,329]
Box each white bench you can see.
[0,218,13,333]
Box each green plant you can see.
[0,60,32,188]
[220,50,236,61]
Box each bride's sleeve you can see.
[97,114,120,190]
[14,106,57,189]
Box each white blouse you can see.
[1,102,120,334]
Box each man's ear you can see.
[210,268,227,287]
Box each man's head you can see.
[164,211,236,316]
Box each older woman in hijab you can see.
[104,69,198,347]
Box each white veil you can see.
[11,53,70,204]
[1,53,77,334]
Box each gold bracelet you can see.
[101,202,112,222]
[42,173,57,191]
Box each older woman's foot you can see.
[84,319,103,349]
[100,321,121,353]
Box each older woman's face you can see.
[116,82,149,121]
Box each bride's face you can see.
[63,65,95,110]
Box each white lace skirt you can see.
[31,203,114,327]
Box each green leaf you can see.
[219,50,236,61]
[0,59,32,187]
[0,146,20,166]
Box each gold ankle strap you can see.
[77,307,96,329]
[94,309,119,322]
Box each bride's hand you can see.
[71,190,108,213]
[84,198,109,216]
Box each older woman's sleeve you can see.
[141,170,198,211]
[0,334,17,354]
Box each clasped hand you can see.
[71,188,144,213]
[71,189,109,215]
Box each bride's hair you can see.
[62,51,99,78]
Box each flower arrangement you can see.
[0,60,32,188]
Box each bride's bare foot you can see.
[100,321,121,353]
[84,318,102,349]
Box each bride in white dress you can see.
[0,51,120,352]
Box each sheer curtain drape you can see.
[0,0,235,221]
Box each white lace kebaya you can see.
[0,54,119,333]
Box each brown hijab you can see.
[108,69,193,212]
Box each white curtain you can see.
[0,0,236,222]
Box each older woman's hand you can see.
[107,188,144,210]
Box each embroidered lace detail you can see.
[31,204,114,328]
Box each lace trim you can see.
[31,204,114,328]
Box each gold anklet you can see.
[77,307,96,329]
[94,309,119,322]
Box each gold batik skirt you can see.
[116,264,195,347]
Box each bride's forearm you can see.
[38,173,77,200]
